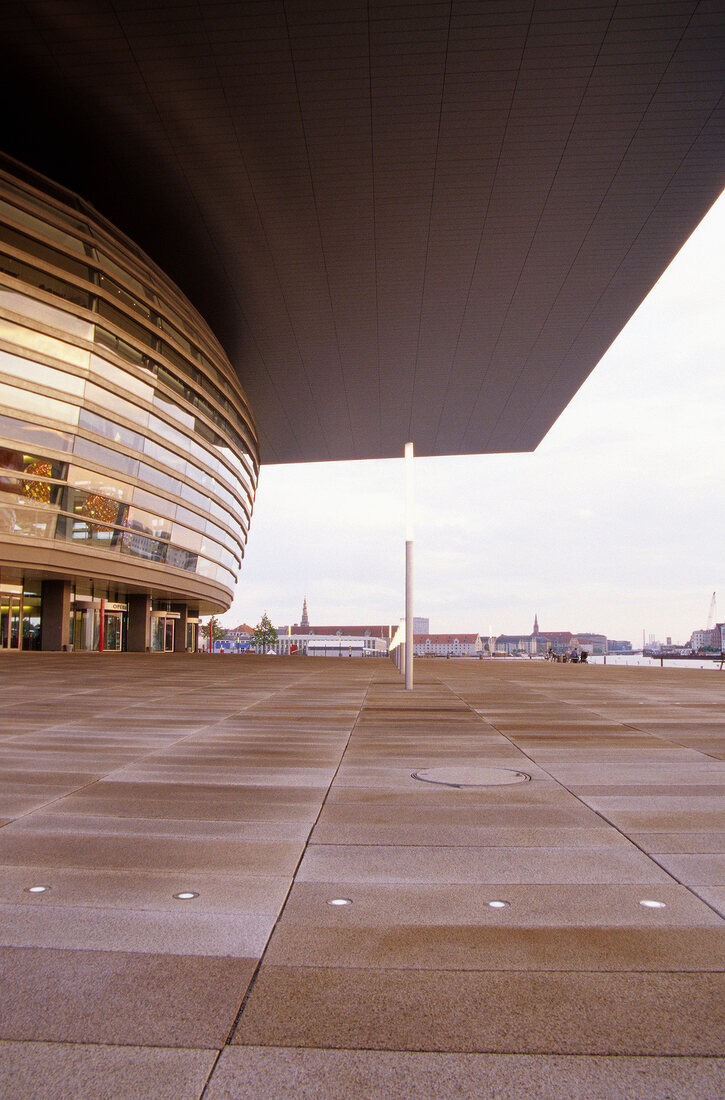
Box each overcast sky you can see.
[224,190,724,646]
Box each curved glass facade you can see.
[0,155,259,649]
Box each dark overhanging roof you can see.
[2,1,724,464]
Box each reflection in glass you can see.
[0,415,73,452]
[85,381,150,429]
[0,593,22,648]
[0,349,85,395]
[120,522,167,562]
[0,317,89,368]
[126,506,171,540]
[73,437,139,477]
[165,545,197,571]
[0,381,81,425]
[22,592,41,650]
[78,409,144,451]
[132,486,177,521]
[67,464,131,502]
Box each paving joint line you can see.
[217,668,378,1050]
[438,671,725,923]
[0,675,313,828]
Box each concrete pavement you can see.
[0,654,723,1098]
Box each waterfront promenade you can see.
[0,654,723,1098]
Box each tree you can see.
[250,611,278,653]
[200,616,226,651]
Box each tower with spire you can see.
[533,612,539,635]
[300,597,309,630]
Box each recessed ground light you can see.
[640,899,666,909]
[487,900,510,909]
[327,897,352,906]
[26,885,49,894]
[174,891,199,900]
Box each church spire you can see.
[301,597,309,630]
[533,612,539,634]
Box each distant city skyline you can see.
[224,189,725,645]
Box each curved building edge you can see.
[0,154,259,652]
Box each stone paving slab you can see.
[204,1047,725,1100]
[232,965,725,1054]
[279,881,720,928]
[0,947,256,1047]
[264,923,725,973]
[296,843,672,884]
[0,1042,216,1100]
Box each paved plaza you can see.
[0,654,723,1098]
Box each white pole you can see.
[405,441,414,690]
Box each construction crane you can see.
[706,591,717,631]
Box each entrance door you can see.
[151,616,174,651]
[0,594,21,649]
[104,613,123,651]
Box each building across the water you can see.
[273,602,394,657]
[0,156,259,652]
[488,616,612,657]
[278,632,389,657]
[414,633,482,657]
[690,628,721,652]
[217,623,254,652]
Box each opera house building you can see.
[0,155,258,653]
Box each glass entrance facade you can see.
[0,154,259,650]
[151,614,175,652]
[104,612,123,651]
[0,586,41,650]
[0,592,20,648]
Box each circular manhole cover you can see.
[411,766,531,788]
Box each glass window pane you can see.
[0,198,87,252]
[138,462,179,496]
[0,318,90,368]
[152,389,195,430]
[97,272,152,320]
[0,381,80,425]
[126,506,171,540]
[0,179,89,235]
[67,465,132,501]
[170,523,202,552]
[85,382,150,428]
[0,503,56,538]
[94,326,151,369]
[121,524,167,562]
[88,353,154,400]
[165,545,197,571]
[96,298,155,348]
[0,222,91,279]
[0,348,85,395]
[0,256,91,307]
[179,481,207,511]
[73,437,139,477]
[175,504,205,532]
[0,446,67,479]
[97,252,155,302]
[0,287,94,340]
[63,486,128,528]
[148,413,189,453]
[132,486,177,520]
[0,413,73,451]
[143,437,187,474]
[78,409,144,452]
